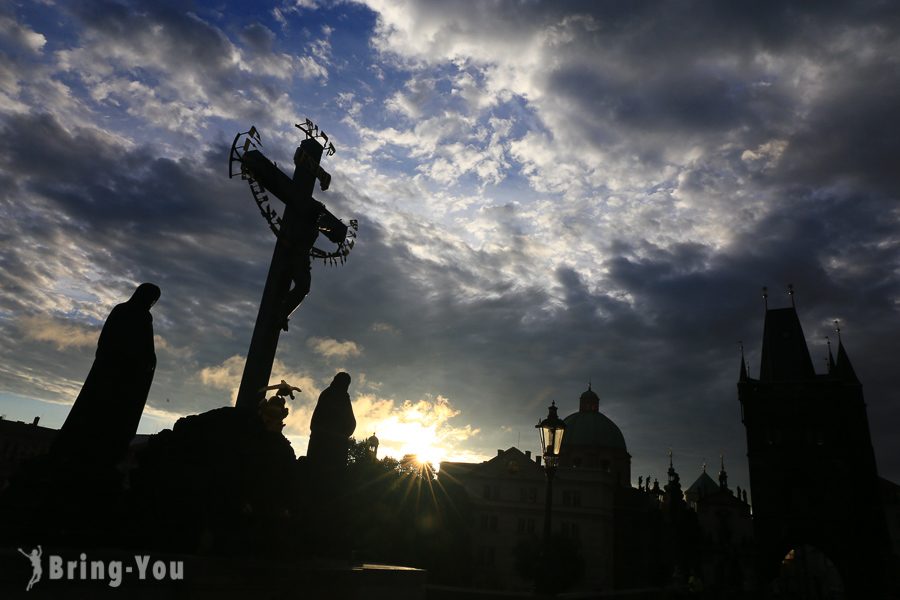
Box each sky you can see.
[0,0,898,492]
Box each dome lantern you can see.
[579,382,600,413]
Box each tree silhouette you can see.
[344,438,472,584]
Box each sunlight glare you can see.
[376,416,447,468]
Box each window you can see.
[481,513,498,531]
[561,522,581,540]
[475,545,495,567]
[562,490,581,507]
[517,518,535,534]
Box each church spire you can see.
[667,448,677,483]
[831,320,860,383]
[664,448,684,508]
[718,454,729,490]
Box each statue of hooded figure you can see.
[306,372,356,472]
[52,283,160,467]
[305,372,355,558]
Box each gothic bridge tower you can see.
[738,295,890,596]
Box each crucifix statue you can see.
[228,121,357,410]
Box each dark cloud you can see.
[777,75,900,196]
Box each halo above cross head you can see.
[228,124,358,265]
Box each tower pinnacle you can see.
[718,453,729,490]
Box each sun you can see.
[412,445,445,468]
[392,424,447,468]
[367,404,458,469]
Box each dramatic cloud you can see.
[18,316,98,350]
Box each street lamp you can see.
[536,401,566,592]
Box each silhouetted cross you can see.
[228,122,355,410]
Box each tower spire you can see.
[664,448,684,507]
[788,283,795,307]
[834,336,860,383]
[718,453,729,490]
[762,286,769,310]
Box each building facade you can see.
[0,416,56,490]
[440,386,629,591]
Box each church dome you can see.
[563,385,626,451]
[563,411,627,450]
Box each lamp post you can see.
[536,401,566,594]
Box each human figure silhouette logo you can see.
[17,546,42,591]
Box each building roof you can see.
[833,340,860,383]
[440,447,545,483]
[686,470,719,499]
[760,306,816,381]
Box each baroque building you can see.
[439,385,752,593]
[440,385,629,591]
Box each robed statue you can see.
[307,372,356,471]
[304,372,355,557]
[52,283,160,467]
